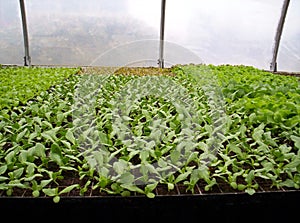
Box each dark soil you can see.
[272,70,300,77]
[79,66,176,76]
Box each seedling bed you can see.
[0,64,300,220]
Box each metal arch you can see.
[158,0,166,68]
[270,0,290,72]
[19,0,31,66]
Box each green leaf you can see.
[230,182,237,189]
[145,182,158,192]
[61,140,71,149]
[60,166,77,171]
[56,113,65,123]
[30,143,46,158]
[146,141,156,150]
[41,128,60,143]
[49,144,63,166]
[40,179,52,188]
[204,181,215,191]
[32,190,40,197]
[0,176,9,181]
[237,184,246,191]
[284,157,300,169]
[121,184,144,194]
[146,192,155,198]
[16,129,28,142]
[113,160,128,174]
[245,170,255,184]
[167,182,174,191]
[252,128,264,142]
[175,172,191,184]
[28,132,38,143]
[25,163,36,176]
[121,191,131,197]
[0,165,7,175]
[42,188,58,196]
[59,184,79,195]
[119,172,134,185]
[245,188,256,195]
[291,135,300,149]
[33,117,42,126]
[24,174,43,182]
[98,131,109,145]
[53,196,60,203]
[281,179,297,188]
[170,150,181,164]
[228,143,242,157]
[19,151,28,163]
[13,168,24,179]
[66,130,76,145]
[7,182,27,188]
[140,150,149,162]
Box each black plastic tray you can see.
[1,190,299,221]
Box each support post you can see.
[270,0,290,72]
[19,0,31,66]
[158,0,166,68]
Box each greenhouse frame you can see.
[1,0,300,221]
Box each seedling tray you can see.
[1,188,299,221]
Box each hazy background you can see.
[0,0,299,71]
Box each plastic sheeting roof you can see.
[0,0,299,72]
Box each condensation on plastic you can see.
[164,0,286,70]
[0,0,23,65]
[0,0,299,72]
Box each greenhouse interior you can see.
[1,0,300,221]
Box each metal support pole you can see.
[158,0,166,68]
[19,0,31,66]
[270,0,290,72]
